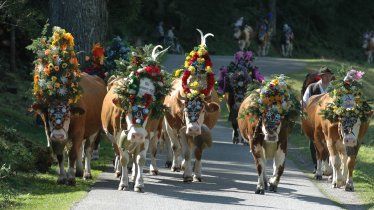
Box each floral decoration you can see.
[174,35,214,100]
[28,25,82,106]
[105,36,131,75]
[82,42,106,79]
[113,45,171,119]
[245,74,299,120]
[320,69,371,123]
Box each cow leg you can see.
[193,147,203,182]
[92,131,101,160]
[76,139,85,178]
[252,144,265,194]
[56,153,67,184]
[164,119,181,172]
[281,44,285,57]
[83,131,99,180]
[149,132,159,175]
[134,140,149,193]
[118,150,130,191]
[269,147,286,192]
[328,143,345,188]
[345,155,356,191]
[67,139,82,186]
[113,143,122,178]
[181,134,193,182]
[161,129,173,168]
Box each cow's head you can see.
[261,110,282,142]
[33,101,85,144]
[339,116,361,147]
[179,92,219,136]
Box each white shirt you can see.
[302,80,329,104]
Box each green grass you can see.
[0,74,114,210]
[286,59,374,209]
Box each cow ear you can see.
[206,102,220,113]
[70,107,85,116]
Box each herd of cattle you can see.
[32,30,372,195]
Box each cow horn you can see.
[196,29,214,47]
[151,45,169,61]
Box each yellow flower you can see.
[184,61,189,68]
[189,51,195,56]
[174,69,183,77]
[186,56,191,61]
[188,66,196,73]
[200,93,205,98]
[198,48,207,56]
[51,76,57,82]
[187,93,192,99]
[197,58,205,64]
[191,89,199,96]
[189,81,199,89]
[62,63,68,69]
[206,66,213,73]
[271,79,279,85]
[48,63,54,70]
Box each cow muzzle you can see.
[50,130,68,142]
[186,123,201,136]
[127,126,147,143]
[342,134,357,147]
[264,133,278,142]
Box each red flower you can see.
[204,54,213,67]
[182,70,191,93]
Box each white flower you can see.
[137,68,144,73]
[157,81,164,87]
[38,79,46,87]
[37,64,44,72]
[279,81,286,87]
[37,50,44,57]
[51,46,59,54]
[55,58,62,66]
[57,87,67,96]
[60,76,68,84]
[128,89,136,94]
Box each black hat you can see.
[318,66,334,75]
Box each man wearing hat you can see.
[302,66,334,173]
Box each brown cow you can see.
[302,93,373,191]
[101,45,168,192]
[163,78,220,182]
[34,73,106,185]
[238,86,298,194]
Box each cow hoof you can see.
[134,187,144,193]
[57,177,66,185]
[83,172,92,180]
[314,174,322,180]
[269,184,277,192]
[183,176,193,182]
[115,171,121,178]
[66,178,76,186]
[171,166,181,172]
[118,185,129,191]
[150,170,159,175]
[255,189,265,195]
[345,184,354,192]
[193,176,202,182]
[232,137,239,144]
[165,161,172,168]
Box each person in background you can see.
[157,21,165,44]
[302,67,334,173]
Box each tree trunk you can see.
[269,0,276,36]
[10,24,16,72]
[49,0,108,63]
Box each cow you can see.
[233,25,254,51]
[163,79,220,182]
[101,45,168,192]
[281,29,294,57]
[238,77,298,194]
[33,73,106,185]
[257,29,272,57]
[163,29,220,182]
[302,92,373,191]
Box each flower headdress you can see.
[113,45,171,120]
[82,43,106,79]
[105,36,131,74]
[29,26,82,106]
[245,74,299,120]
[174,29,215,99]
[320,69,371,123]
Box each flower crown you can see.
[114,45,171,119]
[245,74,298,119]
[30,26,82,106]
[174,29,215,99]
[320,69,371,123]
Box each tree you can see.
[49,0,108,62]
[269,0,276,35]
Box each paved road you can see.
[72,125,341,210]
[72,56,362,210]
[162,54,307,77]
